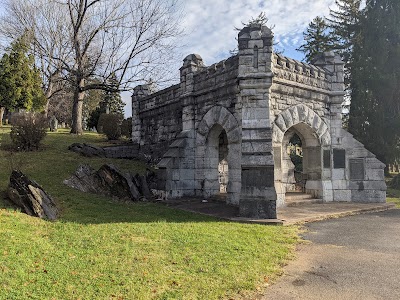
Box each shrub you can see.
[97,113,123,140]
[10,112,48,151]
[121,117,132,138]
[87,107,102,131]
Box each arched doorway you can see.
[202,124,229,200]
[195,106,241,205]
[273,104,332,207]
[281,123,322,202]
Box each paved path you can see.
[262,209,400,300]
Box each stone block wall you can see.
[133,84,182,160]
[192,56,240,127]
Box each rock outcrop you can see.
[64,164,155,201]
[8,171,59,220]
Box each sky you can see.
[123,0,337,117]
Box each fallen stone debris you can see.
[7,170,59,220]
[64,163,157,201]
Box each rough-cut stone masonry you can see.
[131,24,386,219]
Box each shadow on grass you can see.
[1,192,226,225]
[59,200,229,225]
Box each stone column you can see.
[163,54,204,197]
[180,54,204,131]
[237,25,277,219]
[131,85,153,145]
[314,52,345,201]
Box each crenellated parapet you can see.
[272,53,330,91]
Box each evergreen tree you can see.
[349,0,400,168]
[326,0,362,86]
[0,35,46,124]
[87,74,125,130]
[297,16,335,63]
[103,73,125,116]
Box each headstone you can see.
[49,116,58,132]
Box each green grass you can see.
[387,188,400,208]
[0,128,299,300]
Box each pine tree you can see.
[349,0,400,167]
[103,73,125,116]
[87,74,125,130]
[326,0,362,85]
[0,34,46,125]
[297,16,334,63]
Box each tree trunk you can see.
[43,81,54,118]
[70,77,85,135]
[0,107,4,127]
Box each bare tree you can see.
[1,0,182,134]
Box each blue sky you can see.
[124,0,336,116]
[179,0,336,63]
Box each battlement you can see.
[272,53,330,90]
[199,55,238,77]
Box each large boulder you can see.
[64,164,154,201]
[8,170,59,220]
[68,143,106,157]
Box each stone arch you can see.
[195,106,241,205]
[272,104,331,207]
[196,106,240,145]
[272,104,331,148]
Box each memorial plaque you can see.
[242,166,274,187]
[333,149,345,169]
[323,150,331,168]
[350,158,364,180]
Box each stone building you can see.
[131,24,386,219]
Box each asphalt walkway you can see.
[261,209,400,300]
[166,198,395,225]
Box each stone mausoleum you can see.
[131,24,386,219]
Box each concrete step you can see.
[286,198,323,207]
[285,192,322,207]
[285,192,313,201]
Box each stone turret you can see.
[131,84,156,144]
[237,24,277,219]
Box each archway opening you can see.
[218,130,229,194]
[287,133,304,191]
[204,124,229,201]
[281,123,322,199]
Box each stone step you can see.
[285,192,322,207]
[285,198,323,207]
[209,193,228,202]
[285,192,314,201]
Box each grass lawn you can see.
[0,128,299,300]
[387,188,400,208]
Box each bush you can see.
[10,112,48,151]
[121,117,132,138]
[97,113,123,140]
[87,107,102,131]
[390,174,400,189]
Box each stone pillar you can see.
[313,51,345,145]
[160,54,204,198]
[131,84,155,144]
[237,25,277,219]
[314,52,345,201]
[180,54,204,131]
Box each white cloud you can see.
[179,0,336,63]
[124,0,337,117]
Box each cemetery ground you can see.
[0,127,299,300]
